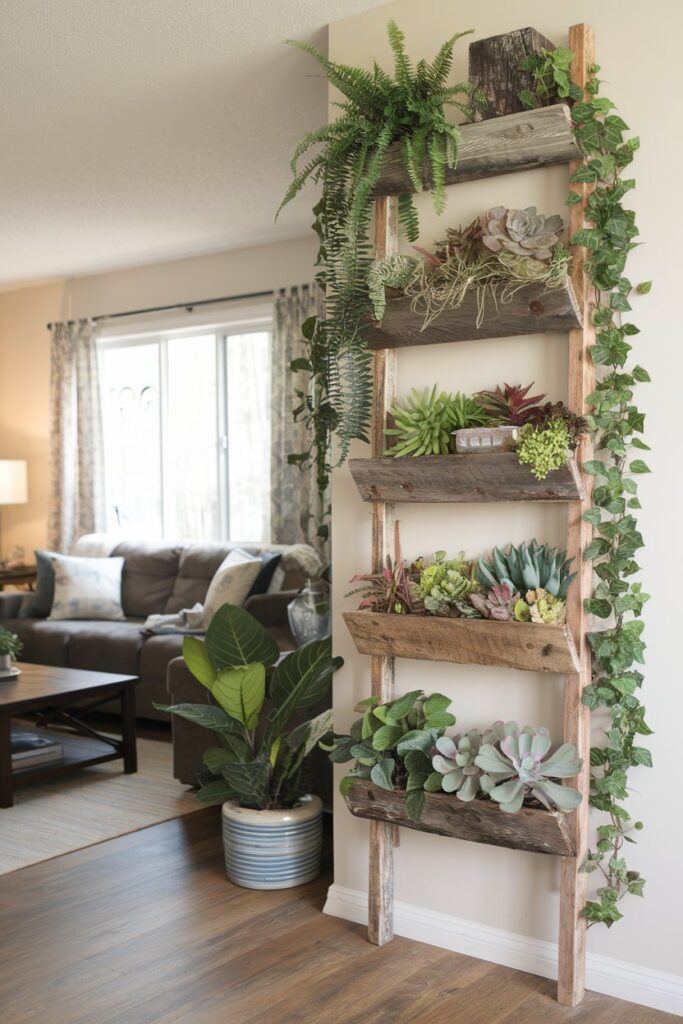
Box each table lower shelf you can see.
[345,779,576,857]
[11,726,123,784]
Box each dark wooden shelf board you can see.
[343,610,580,675]
[349,452,584,504]
[372,105,580,196]
[365,278,581,351]
[345,780,575,857]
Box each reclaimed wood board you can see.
[343,611,581,675]
[365,279,581,350]
[349,452,584,504]
[345,781,576,857]
[469,27,556,120]
[372,105,579,196]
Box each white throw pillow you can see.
[203,549,262,626]
[49,554,126,621]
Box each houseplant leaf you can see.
[182,636,216,688]
[285,708,335,759]
[268,638,341,736]
[205,603,279,670]
[212,663,266,730]
[152,701,242,741]
[221,759,271,809]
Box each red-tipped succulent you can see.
[476,382,547,427]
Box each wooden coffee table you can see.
[0,663,138,808]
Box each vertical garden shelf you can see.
[346,23,595,1008]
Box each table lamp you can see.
[0,460,28,567]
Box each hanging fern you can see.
[279,21,481,494]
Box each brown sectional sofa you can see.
[0,538,317,720]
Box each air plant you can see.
[477,541,576,600]
[346,556,421,614]
[468,583,519,621]
[476,382,547,426]
[416,551,481,615]
[430,729,502,800]
[475,722,583,814]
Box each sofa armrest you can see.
[243,589,296,628]
[0,592,24,621]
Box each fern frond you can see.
[399,193,420,243]
[387,20,413,89]
[428,30,474,88]
[427,133,447,215]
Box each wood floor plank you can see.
[0,811,676,1024]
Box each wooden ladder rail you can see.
[367,195,400,945]
[558,21,595,1007]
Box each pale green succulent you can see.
[477,540,575,600]
[481,206,564,261]
[385,385,458,457]
[474,722,583,814]
[417,551,481,615]
[368,255,419,321]
[516,417,570,480]
[526,588,567,625]
[430,729,502,801]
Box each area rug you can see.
[0,736,199,874]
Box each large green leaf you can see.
[203,744,248,774]
[221,759,271,808]
[196,778,239,805]
[269,638,341,729]
[286,708,335,758]
[212,663,265,730]
[205,603,279,670]
[152,702,242,740]
[182,636,216,689]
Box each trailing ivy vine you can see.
[523,50,651,927]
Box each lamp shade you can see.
[0,461,28,505]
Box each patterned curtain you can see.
[48,320,105,552]
[270,284,329,564]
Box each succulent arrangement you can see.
[328,694,583,819]
[516,417,572,480]
[368,204,570,331]
[349,540,575,626]
[476,382,546,426]
[385,386,489,457]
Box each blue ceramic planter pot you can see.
[221,795,323,890]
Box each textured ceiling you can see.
[0,0,386,286]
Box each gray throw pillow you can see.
[19,549,57,618]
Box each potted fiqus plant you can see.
[0,627,22,677]
[157,603,341,889]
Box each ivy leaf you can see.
[632,365,651,382]
[629,460,651,474]
[636,280,652,294]
[633,747,653,768]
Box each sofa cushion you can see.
[112,541,181,618]
[49,554,125,621]
[163,543,229,613]
[139,633,186,685]
[4,618,72,667]
[19,550,58,618]
[202,549,261,623]
[65,620,146,675]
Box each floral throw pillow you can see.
[48,554,126,621]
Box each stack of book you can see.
[11,729,63,769]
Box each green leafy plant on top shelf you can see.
[0,627,22,659]
[384,386,490,457]
[324,690,456,821]
[518,47,583,109]
[415,550,481,615]
[522,48,651,927]
[154,603,341,810]
[280,22,482,497]
[474,722,583,814]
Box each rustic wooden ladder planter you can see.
[344,24,595,1007]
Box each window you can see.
[98,317,271,543]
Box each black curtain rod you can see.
[46,287,282,330]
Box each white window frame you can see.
[97,304,272,541]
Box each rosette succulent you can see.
[481,206,564,261]
[417,550,481,615]
[476,382,546,426]
[525,588,567,625]
[474,722,583,814]
[477,540,575,600]
[468,583,518,621]
[385,386,459,457]
[430,729,502,800]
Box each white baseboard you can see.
[324,884,683,1016]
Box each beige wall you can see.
[329,0,682,995]
[0,235,317,556]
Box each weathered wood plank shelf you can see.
[365,278,581,350]
[372,105,580,196]
[345,779,576,857]
[349,452,584,504]
[343,610,580,675]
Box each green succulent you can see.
[524,588,567,625]
[477,540,576,600]
[474,722,583,814]
[430,729,503,801]
[516,417,570,479]
[385,386,489,457]
[417,550,481,614]
[481,206,564,261]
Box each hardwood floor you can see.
[0,809,675,1024]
